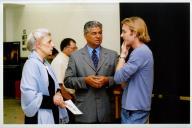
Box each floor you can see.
[3,98,120,124]
[3,98,24,124]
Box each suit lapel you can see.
[81,46,96,71]
[97,47,107,71]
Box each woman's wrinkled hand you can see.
[53,92,66,108]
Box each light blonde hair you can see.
[27,28,51,51]
[121,16,151,43]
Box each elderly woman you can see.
[20,28,69,124]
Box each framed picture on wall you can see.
[3,41,20,66]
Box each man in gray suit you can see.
[64,21,118,123]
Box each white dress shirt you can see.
[51,52,75,94]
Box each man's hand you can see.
[84,75,101,88]
[116,41,131,71]
[84,75,109,88]
[93,76,109,88]
[120,41,131,58]
[60,84,73,100]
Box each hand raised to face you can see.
[120,41,131,58]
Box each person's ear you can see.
[84,33,88,38]
[131,31,137,38]
[63,47,69,53]
[35,40,41,49]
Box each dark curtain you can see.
[120,3,190,123]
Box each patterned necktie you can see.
[92,49,99,68]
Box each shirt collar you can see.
[29,51,45,64]
[61,52,69,59]
[86,45,100,56]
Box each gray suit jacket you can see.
[64,46,118,123]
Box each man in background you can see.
[51,38,77,123]
[47,47,59,63]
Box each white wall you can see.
[4,3,120,57]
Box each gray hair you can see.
[27,28,51,51]
[84,21,102,35]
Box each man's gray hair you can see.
[84,21,102,35]
[27,28,51,51]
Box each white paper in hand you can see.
[64,100,83,115]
